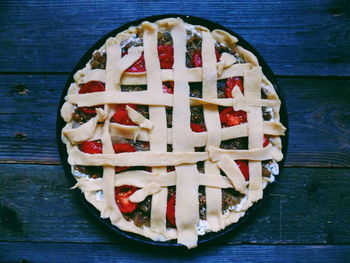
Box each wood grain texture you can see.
[0,0,349,76]
[1,74,349,166]
[1,242,349,263]
[1,164,349,244]
[1,0,348,259]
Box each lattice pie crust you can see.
[60,18,285,248]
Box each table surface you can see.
[1,1,350,262]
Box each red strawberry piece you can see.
[224,77,244,98]
[78,81,105,94]
[166,194,176,226]
[113,143,136,153]
[144,167,152,172]
[192,48,221,68]
[126,54,146,72]
[192,49,202,68]
[113,143,136,173]
[162,81,174,94]
[167,166,175,172]
[77,105,103,115]
[215,48,221,62]
[115,185,138,213]
[190,122,206,132]
[79,140,102,154]
[158,45,174,69]
[78,107,97,115]
[111,104,137,126]
[263,135,270,147]
[235,160,249,181]
[219,107,247,127]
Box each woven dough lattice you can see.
[60,18,286,248]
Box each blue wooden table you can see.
[1,1,350,262]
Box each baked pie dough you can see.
[60,17,286,248]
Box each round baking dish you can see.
[56,14,289,247]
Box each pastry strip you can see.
[60,101,74,122]
[171,18,199,249]
[73,173,233,207]
[217,154,247,194]
[109,122,285,146]
[208,144,282,162]
[63,114,100,143]
[126,105,153,130]
[68,146,208,166]
[100,39,123,224]
[201,31,224,232]
[190,97,279,109]
[68,90,279,109]
[244,67,264,207]
[142,21,168,235]
[67,91,173,107]
[122,63,251,83]
[63,108,106,143]
[75,63,251,85]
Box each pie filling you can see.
[71,29,276,231]
[73,148,277,232]
[62,18,285,248]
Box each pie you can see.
[60,17,286,248]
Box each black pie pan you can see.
[56,14,289,248]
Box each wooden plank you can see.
[0,242,349,263]
[0,75,61,164]
[1,74,349,166]
[1,164,349,244]
[0,0,349,76]
[279,77,350,167]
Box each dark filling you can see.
[217,79,227,98]
[166,107,173,128]
[220,137,248,150]
[72,108,97,123]
[215,41,246,64]
[190,106,205,128]
[189,82,202,98]
[90,51,106,69]
[121,34,144,55]
[262,106,273,121]
[186,31,202,68]
[222,188,244,211]
[135,105,149,119]
[158,31,173,46]
[197,161,205,173]
[262,160,275,177]
[199,186,206,220]
[74,165,103,179]
[121,85,147,92]
[123,196,152,228]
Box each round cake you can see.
[60,17,286,248]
